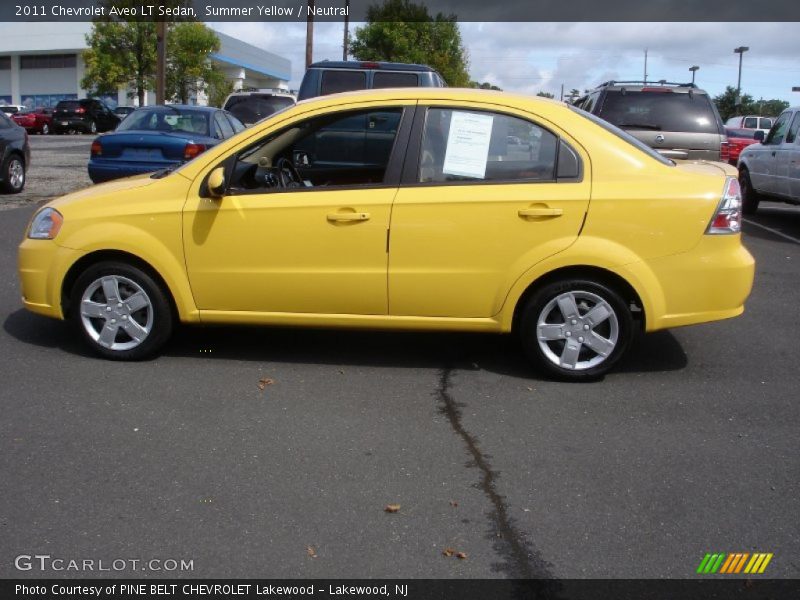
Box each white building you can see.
[0,22,290,108]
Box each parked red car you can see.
[12,107,53,135]
[725,128,760,165]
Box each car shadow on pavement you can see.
[4,308,688,378]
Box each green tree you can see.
[350,0,470,87]
[714,86,756,122]
[82,2,222,106]
[469,81,502,91]
[82,22,156,106]
[536,91,555,99]
[166,22,222,104]
[757,98,790,117]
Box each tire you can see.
[739,167,760,215]
[41,123,49,135]
[518,278,634,381]
[88,120,97,134]
[70,261,173,360]
[1,154,25,194]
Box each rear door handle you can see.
[327,212,371,222]
[518,207,563,218]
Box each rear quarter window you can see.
[320,70,367,96]
[373,72,419,88]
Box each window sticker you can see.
[442,111,494,179]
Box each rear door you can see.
[597,89,723,160]
[388,103,590,318]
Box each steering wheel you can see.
[276,157,303,189]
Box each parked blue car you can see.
[88,105,245,183]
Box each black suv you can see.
[52,99,120,135]
[573,81,728,161]
[298,61,446,101]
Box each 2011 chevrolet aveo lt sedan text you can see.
[18,89,755,381]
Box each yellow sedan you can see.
[18,89,754,380]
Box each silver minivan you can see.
[574,81,728,161]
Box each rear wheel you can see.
[1,154,25,193]
[519,279,634,381]
[88,120,97,134]
[739,167,760,215]
[70,262,173,360]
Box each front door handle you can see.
[327,212,371,222]
[518,207,563,218]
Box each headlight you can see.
[28,207,64,240]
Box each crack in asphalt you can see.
[436,366,555,581]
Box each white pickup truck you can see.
[738,106,800,214]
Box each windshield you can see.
[117,108,210,136]
[598,91,721,134]
[569,105,674,166]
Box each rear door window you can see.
[320,70,367,96]
[418,108,560,183]
[597,91,719,133]
[785,113,800,145]
[373,72,419,88]
[214,112,234,139]
[743,117,758,129]
[765,112,791,145]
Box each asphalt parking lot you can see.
[0,135,798,579]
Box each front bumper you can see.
[18,238,84,320]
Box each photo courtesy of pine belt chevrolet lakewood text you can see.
[17,88,755,381]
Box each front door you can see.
[183,105,411,316]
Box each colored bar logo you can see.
[697,552,773,574]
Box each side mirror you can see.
[754,130,765,142]
[207,167,226,198]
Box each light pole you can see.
[689,65,699,85]
[734,46,749,109]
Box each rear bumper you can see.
[626,235,755,331]
[88,159,177,183]
[52,118,91,133]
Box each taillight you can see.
[361,61,380,68]
[183,143,206,160]
[719,141,730,163]
[75,107,85,114]
[706,177,742,235]
[90,140,102,156]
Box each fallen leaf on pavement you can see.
[449,500,459,507]
[306,546,317,558]
[456,552,468,559]
[442,548,455,557]
[384,504,401,513]
[257,378,275,390]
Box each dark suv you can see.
[52,99,120,135]
[573,81,728,161]
[298,61,446,101]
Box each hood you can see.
[47,174,158,212]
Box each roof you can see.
[294,87,564,109]
[138,105,220,113]
[307,60,437,72]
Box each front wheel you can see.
[1,154,25,193]
[70,262,173,360]
[739,168,760,215]
[518,279,634,381]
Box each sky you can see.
[211,21,800,105]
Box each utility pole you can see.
[156,20,166,105]
[643,49,648,84]
[734,46,749,110]
[342,0,349,60]
[305,0,314,69]
[560,83,564,101]
[689,65,699,85]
